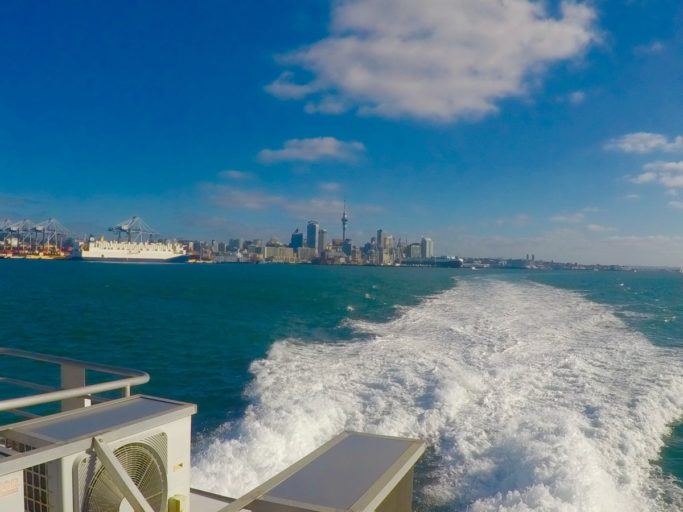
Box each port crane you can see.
[109,216,158,243]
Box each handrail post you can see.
[60,363,89,411]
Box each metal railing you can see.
[0,347,149,419]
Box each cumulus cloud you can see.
[257,137,365,164]
[631,161,683,189]
[668,201,683,210]
[605,132,683,154]
[267,0,597,122]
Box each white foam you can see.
[192,278,683,511]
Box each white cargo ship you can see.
[72,216,189,263]
[73,239,189,263]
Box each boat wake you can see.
[192,277,683,511]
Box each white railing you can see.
[0,347,149,417]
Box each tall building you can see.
[407,243,421,259]
[228,238,243,252]
[341,203,349,241]
[307,221,320,253]
[376,229,384,249]
[318,229,327,255]
[290,229,304,250]
[421,237,434,259]
[384,235,394,250]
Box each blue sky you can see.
[2,0,683,265]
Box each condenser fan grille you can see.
[82,441,167,512]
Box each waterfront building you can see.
[264,245,295,263]
[384,235,394,251]
[307,221,320,253]
[318,228,327,255]
[297,246,318,261]
[421,237,434,259]
[408,243,421,259]
[377,229,384,249]
[228,238,243,251]
[290,229,304,250]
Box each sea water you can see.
[0,261,682,511]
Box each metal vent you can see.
[5,440,49,512]
[78,433,167,512]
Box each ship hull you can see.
[73,255,190,263]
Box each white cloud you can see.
[267,0,597,122]
[605,132,683,153]
[631,161,683,189]
[550,212,585,224]
[200,183,381,220]
[668,201,683,210]
[624,193,640,200]
[265,71,318,99]
[630,171,657,184]
[257,137,365,163]
[644,161,683,173]
[219,170,255,181]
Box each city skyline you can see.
[2,2,683,266]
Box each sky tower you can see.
[341,202,349,241]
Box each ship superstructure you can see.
[0,348,425,512]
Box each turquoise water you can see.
[1,261,682,510]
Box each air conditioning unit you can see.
[0,449,24,511]
[2,395,194,512]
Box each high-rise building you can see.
[408,243,421,259]
[318,229,327,255]
[341,203,349,241]
[421,237,434,259]
[307,221,320,253]
[228,238,243,252]
[290,229,304,250]
[377,229,384,249]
